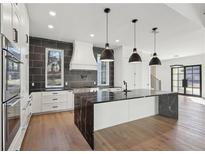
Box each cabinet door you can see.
[31,93,42,113]
[12,4,21,48]
[1,3,13,41]
[67,91,74,109]
[18,4,29,97]
[18,3,29,47]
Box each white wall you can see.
[114,46,150,90]
[156,54,205,97]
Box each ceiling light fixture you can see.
[115,39,120,43]
[90,34,95,37]
[48,25,54,29]
[49,11,56,16]
[100,8,114,62]
[149,27,161,66]
[129,19,142,63]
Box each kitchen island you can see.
[74,89,178,149]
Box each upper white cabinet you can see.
[1,3,28,48]
[18,3,29,47]
[12,4,21,48]
[1,3,13,41]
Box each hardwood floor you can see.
[21,96,205,151]
[21,111,91,151]
[95,96,205,150]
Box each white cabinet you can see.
[67,91,74,109]
[1,3,13,41]
[1,3,30,151]
[12,4,21,48]
[31,91,74,114]
[94,97,158,131]
[1,3,25,48]
[31,92,42,113]
[21,95,32,128]
[109,87,122,92]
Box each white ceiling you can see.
[27,3,205,60]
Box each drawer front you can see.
[42,94,67,104]
[42,91,68,96]
[109,88,122,92]
[42,103,68,112]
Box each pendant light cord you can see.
[106,12,108,44]
[154,29,156,53]
[134,21,136,49]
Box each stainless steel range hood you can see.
[70,41,97,70]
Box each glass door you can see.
[184,65,201,96]
[171,67,184,94]
[171,65,202,97]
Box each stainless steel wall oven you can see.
[1,35,22,150]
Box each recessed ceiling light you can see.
[48,25,54,29]
[90,34,95,37]
[49,11,56,16]
[115,39,120,43]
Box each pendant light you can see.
[100,8,114,62]
[149,27,161,66]
[129,19,142,63]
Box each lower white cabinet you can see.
[8,95,32,151]
[31,90,74,114]
[94,97,158,131]
[31,92,42,114]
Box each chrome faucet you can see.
[123,81,128,92]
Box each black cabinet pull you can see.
[52,106,58,108]
[26,34,29,43]
[13,28,18,43]
[52,93,58,95]
[52,98,58,101]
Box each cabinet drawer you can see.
[42,103,68,112]
[42,91,67,96]
[42,94,67,104]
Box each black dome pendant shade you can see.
[101,43,114,62]
[149,27,161,66]
[149,53,161,65]
[129,48,142,63]
[100,8,114,62]
[129,19,142,63]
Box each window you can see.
[45,48,64,88]
[97,54,110,86]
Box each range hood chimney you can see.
[70,41,97,70]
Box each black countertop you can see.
[29,86,121,94]
[74,89,177,104]
[29,87,73,94]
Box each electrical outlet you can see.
[32,82,35,87]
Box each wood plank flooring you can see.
[21,96,205,151]
[21,111,91,151]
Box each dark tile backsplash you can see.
[29,37,114,91]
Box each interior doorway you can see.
[171,65,202,97]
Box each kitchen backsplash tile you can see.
[29,37,114,91]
